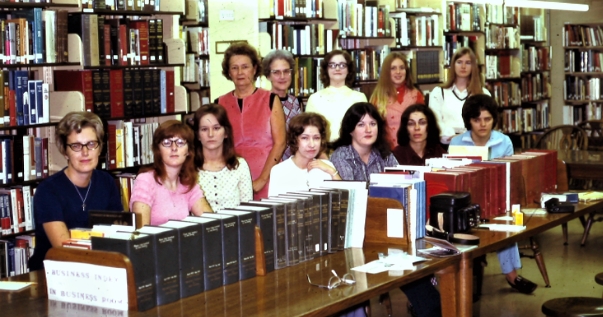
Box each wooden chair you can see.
[535,125,589,151]
[578,120,603,151]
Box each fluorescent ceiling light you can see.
[504,0,589,11]
[448,0,503,4]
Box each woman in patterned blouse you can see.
[191,103,253,211]
[262,49,302,160]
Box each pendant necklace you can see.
[71,178,92,211]
[452,89,470,101]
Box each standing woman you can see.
[217,43,286,199]
[393,104,446,165]
[29,112,123,271]
[262,49,302,160]
[370,52,425,149]
[130,120,212,226]
[306,50,367,142]
[429,47,490,144]
[192,103,253,212]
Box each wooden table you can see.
[456,200,603,317]
[558,150,603,180]
[1,244,460,317]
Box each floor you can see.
[368,217,603,317]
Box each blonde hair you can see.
[442,47,483,96]
[370,52,415,116]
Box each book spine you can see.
[150,231,181,305]
[176,224,204,298]
[236,213,257,281]
[201,221,223,291]
[109,69,124,117]
[285,203,298,266]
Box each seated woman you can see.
[269,112,341,196]
[451,94,537,294]
[192,103,253,211]
[393,104,446,165]
[130,120,213,226]
[29,112,123,271]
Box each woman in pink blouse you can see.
[370,52,425,149]
[130,120,213,226]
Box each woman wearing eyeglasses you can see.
[370,52,425,149]
[28,112,124,271]
[217,43,286,199]
[306,50,367,142]
[262,49,302,160]
[130,120,212,226]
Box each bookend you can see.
[255,226,266,276]
[364,197,409,246]
[45,248,138,311]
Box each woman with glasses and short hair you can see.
[262,49,302,160]
[306,50,367,142]
[130,120,212,226]
[28,112,124,271]
[216,42,286,199]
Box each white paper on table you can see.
[522,208,547,215]
[387,208,404,238]
[352,254,428,274]
[0,281,34,291]
[478,224,526,232]
[493,216,514,221]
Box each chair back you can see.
[578,120,603,151]
[535,125,588,150]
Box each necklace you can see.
[451,89,470,101]
[71,179,92,212]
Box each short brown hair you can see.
[149,120,198,192]
[287,112,329,157]
[221,42,262,81]
[55,112,105,156]
[319,50,356,88]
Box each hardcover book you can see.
[241,201,287,269]
[199,213,240,285]
[219,210,257,281]
[182,216,223,291]
[231,204,275,273]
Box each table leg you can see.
[458,256,473,317]
[530,237,550,287]
[436,263,458,317]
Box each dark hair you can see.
[397,104,441,148]
[55,111,105,156]
[319,50,356,88]
[191,103,239,170]
[462,94,499,130]
[221,42,262,81]
[287,112,329,156]
[147,120,197,192]
[261,49,295,78]
[331,102,391,159]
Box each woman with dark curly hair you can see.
[306,50,367,142]
[330,102,397,181]
[130,120,212,226]
[393,104,445,165]
[216,42,286,199]
[268,112,341,196]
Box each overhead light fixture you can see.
[504,0,589,11]
[447,0,503,4]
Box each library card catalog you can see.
[44,260,128,310]
[387,208,404,238]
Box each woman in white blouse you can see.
[192,103,253,211]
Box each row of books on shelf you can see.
[565,49,603,73]
[0,135,49,185]
[499,105,550,134]
[272,0,325,19]
[485,25,520,49]
[82,0,161,12]
[564,76,603,101]
[0,9,69,65]
[563,103,603,124]
[260,22,330,56]
[349,47,385,81]
[520,15,546,42]
[0,234,34,278]
[392,13,440,48]
[0,185,35,237]
[106,120,159,169]
[522,46,550,72]
[183,26,209,55]
[444,34,480,67]
[411,49,440,84]
[69,14,165,67]
[337,0,391,37]
[445,2,481,32]
[563,24,603,47]
[485,54,520,79]
[0,70,50,127]
[291,56,322,97]
[521,72,550,102]
[183,55,209,87]
[487,81,521,107]
[54,69,176,120]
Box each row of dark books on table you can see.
[90,188,349,311]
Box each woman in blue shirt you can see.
[451,94,537,294]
